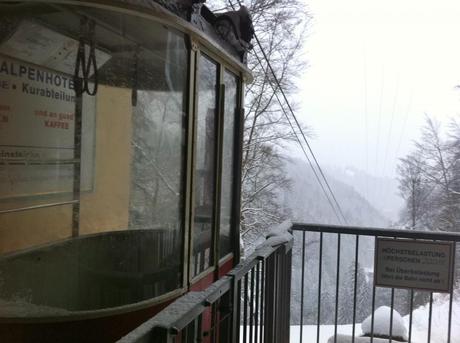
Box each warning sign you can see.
[374,238,454,293]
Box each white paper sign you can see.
[374,238,454,292]
[0,20,111,77]
[0,54,95,199]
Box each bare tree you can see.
[397,152,431,229]
[398,116,460,232]
[415,117,456,230]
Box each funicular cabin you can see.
[3,2,459,343]
[0,1,255,341]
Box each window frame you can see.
[187,44,245,286]
[218,68,242,261]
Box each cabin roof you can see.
[115,0,254,64]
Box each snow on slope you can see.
[404,294,460,343]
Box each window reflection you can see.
[0,5,187,314]
[220,71,238,258]
[192,55,218,277]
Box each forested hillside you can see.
[283,158,389,228]
[280,158,397,325]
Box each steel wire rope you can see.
[382,75,400,176]
[378,74,400,205]
[362,46,370,202]
[228,0,348,224]
[374,66,385,179]
[395,91,413,160]
[393,92,413,222]
[251,44,344,224]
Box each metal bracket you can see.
[190,39,199,52]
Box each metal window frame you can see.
[188,43,245,286]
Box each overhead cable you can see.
[229,0,348,224]
[252,48,344,224]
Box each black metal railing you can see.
[291,223,460,343]
[117,230,293,343]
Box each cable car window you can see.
[219,71,238,258]
[192,55,218,277]
[0,3,187,316]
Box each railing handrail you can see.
[117,231,294,343]
[292,222,460,241]
[291,222,459,343]
[118,277,233,343]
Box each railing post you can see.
[152,327,174,343]
[274,242,292,343]
[263,251,276,343]
[261,230,293,343]
[230,273,240,343]
[283,245,292,342]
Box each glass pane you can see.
[192,55,218,277]
[219,71,238,258]
[0,4,187,315]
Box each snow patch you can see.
[290,324,362,343]
[267,220,292,237]
[255,221,293,251]
[290,325,400,342]
[404,294,460,343]
[290,294,460,342]
[327,334,401,343]
[361,306,407,341]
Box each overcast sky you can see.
[297,0,460,185]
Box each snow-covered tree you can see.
[339,261,371,324]
[397,152,431,229]
[320,291,335,324]
[397,116,460,233]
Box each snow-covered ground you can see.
[290,324,362,342]
[406,294,460,343]
[290,324,404,343]
[290,295,460,343]
[241,324,363,343]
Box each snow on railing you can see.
[117,230,293,343]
